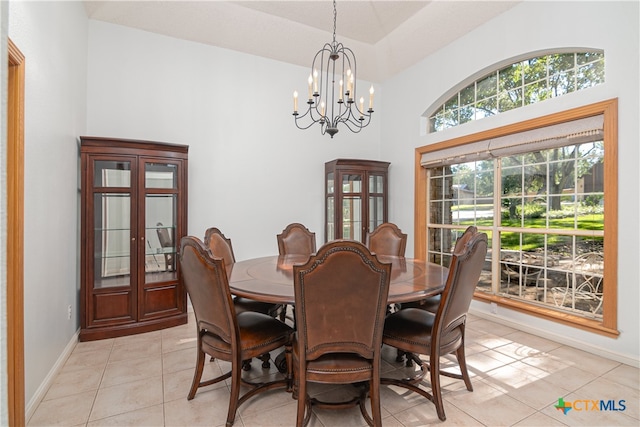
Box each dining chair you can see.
[292,240,391,427]
[204,227,286,368]
[381,231,487,421]
[396,226,478,365]
[277,223,317,256]
[276,223,317,326]
[179,236,293,427]
[402,226,477,312]
[365,222,407,257]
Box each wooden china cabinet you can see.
[79,136,188,341]
[325,159,390,243]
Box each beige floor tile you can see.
[502,331,563,353]
[63,347,110,373]
[491,341,550,361]
[43,365,104,401]
[466,351,515,375]
[548,345,621,377]
[530,364,598,392]
[89,376,163,421]
[86,403,165,426]
[489,373,570,411]
[469,333,515,351]
[108,339,162,362]
[513,411,569,426]
[27,390,96,426]
[162,331,198,354]
[601,363,640,390]
[378,384,428,416]
[163,386,233,426]
[101,355,163,387]
[113,330,161,346]
[467,319,518,336]
[392,400,480,426]
[163,346,198,374]
[445,379,536,426]
[73,338,115,354]
[241,399,322,427]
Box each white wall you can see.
[4,0,638,415]
[7,0,88,411]
[86,21,383,260]
[381,1,639,363]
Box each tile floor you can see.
[28,311,639,426]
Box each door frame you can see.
[7,37,25,427]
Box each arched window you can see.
[428,51,605,133]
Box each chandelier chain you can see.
[332,0,337,45]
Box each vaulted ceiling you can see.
[84,1,520,81]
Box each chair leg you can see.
[188,348,206,400]
[430,355,446,421]
[285,344,293,393]
[295,376,307,427]
[226,357,242,427]
[455,344,473,391]
[369,378,382,427]
[259,352,271,369]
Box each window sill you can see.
[473,292,619,338]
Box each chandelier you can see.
[292,0,374,138]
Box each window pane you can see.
[460,84,475,105]
[523,56,548,84]
[476,96,497,118]
[499,63,521,91]
[477,73,497,99]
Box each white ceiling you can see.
[84,1,521,81]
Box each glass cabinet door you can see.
[92,160,132,289]
[144,162,179,285]
[326,172,335,241]
[342,173,363,241]
[369,174,385,233]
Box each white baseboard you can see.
[25,329,79,423]
[469,307,639,368]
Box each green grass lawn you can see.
[455,210,603,251]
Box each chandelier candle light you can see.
[292,0,374,138]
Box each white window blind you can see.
[421,115,604,167]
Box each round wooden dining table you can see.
[227,254,449,305]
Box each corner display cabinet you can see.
[80,136,188,341]
[325,159,390,243]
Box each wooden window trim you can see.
[415,99,618,337]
